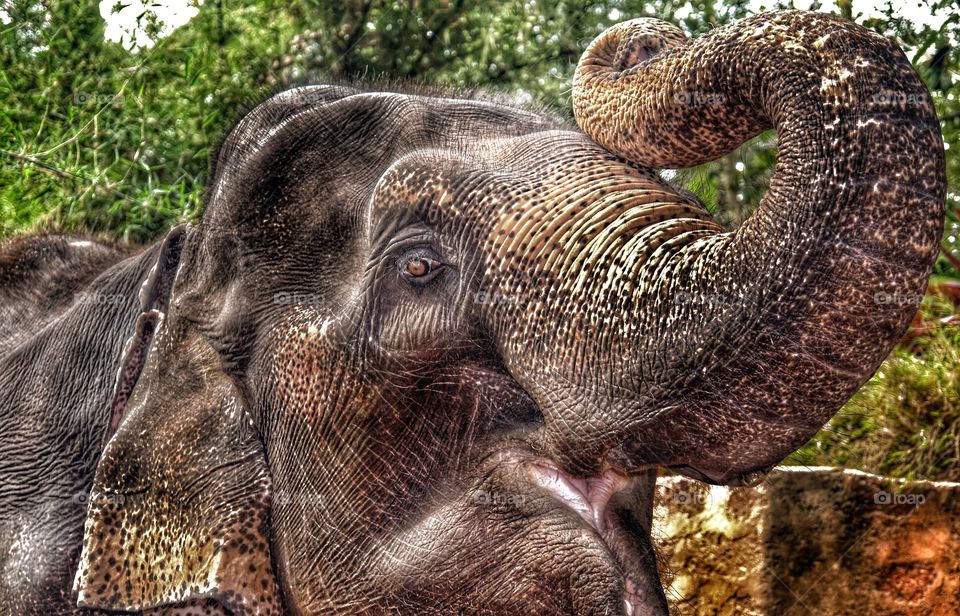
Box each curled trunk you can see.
[572,11,945,482]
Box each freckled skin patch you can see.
[0,10,945,616]
[75,319,284,614]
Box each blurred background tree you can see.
[1,0,958,478]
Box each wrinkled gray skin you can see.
[0,11,945,616]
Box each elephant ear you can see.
[74,227,284,614]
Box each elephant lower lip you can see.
[525,461,666,615]
[525,463,628,533]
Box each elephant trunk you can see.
[571,11,944,482]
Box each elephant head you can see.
[74,11,944,615]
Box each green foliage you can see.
[1,0,300,241]
[789,324,960,481]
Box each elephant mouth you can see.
[524,461,667,616]
[526,463,628,533]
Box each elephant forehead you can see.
[367,130,679,225]
[367,133,711,278]
[366,130,589,207]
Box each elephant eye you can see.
[399,250,444,284]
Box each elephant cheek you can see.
[263,318,381,603]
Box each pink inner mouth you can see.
[525,463,660,616]
[526,464,628,533]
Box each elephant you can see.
[0,10,945,616]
